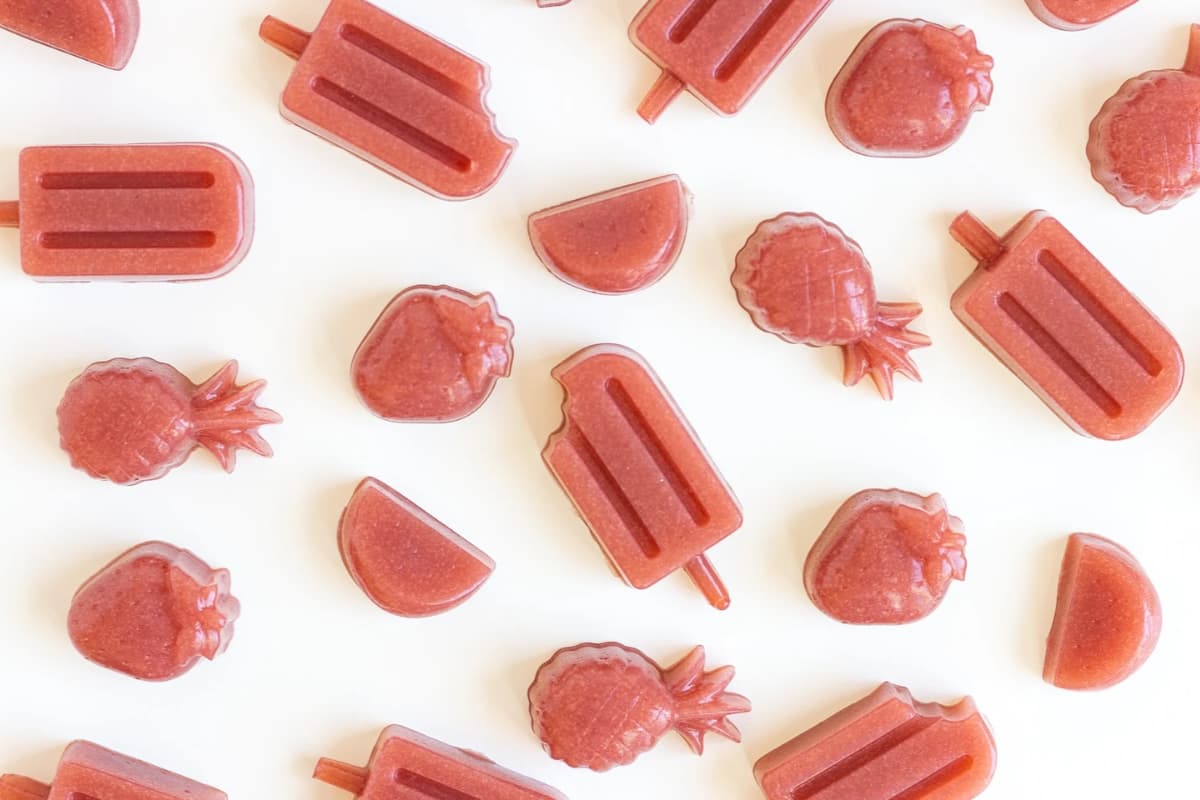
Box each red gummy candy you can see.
[528,642,750,771]
[57,358,281,485]
[1088,25,1200,213]
[827,19,993,157]
[338,477,495,617]
[732,213,931,399]
[1027,0,1140,31]
[1044,533,1162,690]
[0,0,139,69]
[68,542,238,681]
[352,286,513,423]
[805,490,966,625]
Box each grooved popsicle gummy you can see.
[949,210,1183,440]
[0,0,139,69]
[313,725,566,800]
[754,683,996,800]
[0,740,226,800]
[260,0,515,199]
[0,144,254,281]
[543,344,742,609]
[630,0,834,122]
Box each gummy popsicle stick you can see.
[0,144,254,281]
[543,344,742,609]
[1027,0,1140,30]
[630,0,834,122]
[949,211,1183,440]
[0,741,226,800]
[260,0,515,200]
[314,725,566,800]
[754,683,996,800]
[0,0,139,69]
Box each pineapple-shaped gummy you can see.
[528,642,750,771]
[732,213,931,399]
[57,358,281,485]
[805,489,967,625]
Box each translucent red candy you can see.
[352,285,513,423]
[0,0,139,69]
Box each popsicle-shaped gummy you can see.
[0,740,226,800]
[260,0,515,199]
[949,211,1183,440]
[543,344,742,609]
[528,175,691,294]
[630,0,833,122]
[1026,0,1140,30]
[0,0,139,69]
[338,477,495,617]
[0,144,253,281]
[754,683,996,800]
[1044,533,1161,690]
[314,725,566,800]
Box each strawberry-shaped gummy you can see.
[1088,24,1200,213]
[67,541,239,681]
[57,358,281,485]
[352,285,514,422]
[732,213,930,399]
[528,642,750,771]
[805,490,966,625]
[827,19,993,157]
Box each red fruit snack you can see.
[0,0,139,69]
[1044,533,1161,690]
[732,213,931,400]
[949,211,1183,440]
[543,344,743,609]
[528,175,691,294]
[805,490,966,625]
[313,725,566,800]
[528,643,750,771]
[755,683,996,800]
[260,0,515,200]
[352,285,513,423]
[827,20,993,157]
[338,477,495,617]
[630,0,834,122]
[1088,24,1200,213]
[57,358,282,485]
[68,541,238,681]
[0,740,226,800]
[1027,0,1140,31]
[0,144,254,281]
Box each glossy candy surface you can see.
[0,0,139,69]
[68,542,239,681]
[528,643,750,771]
[352,285,513,422]
[57,358,282,484]
[949,211,1183,440]
[338,477,494,617]
[754,683,996,800]
[630,0,834,122]
[543,344,742,609]
[1044,533,1161,690]
[313,725,566,800]
[260,0,515,199]
[827,20,992,157]
[732,213,930,399]
[528,175,690,294]
[0,144,253,281]
[1027,0,1140,30]
[0,740,226,800]
[805,490,966,625]
[1088,25,1200,213]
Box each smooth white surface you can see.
[0,1,1195,798]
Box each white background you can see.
[0,0,1196,798]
